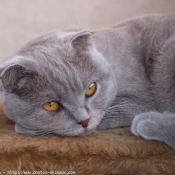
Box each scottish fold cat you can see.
[1,14,175,149]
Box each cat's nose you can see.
[78,119,90,128]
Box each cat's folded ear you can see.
[0,57,37,93]
[68,30,94,51]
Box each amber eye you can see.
[85,82,97,97]
[42,102,60,111]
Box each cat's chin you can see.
[52,126,97,137]
[78,129,96,136]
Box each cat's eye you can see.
[42,102,60,111]
[85,82,97,97]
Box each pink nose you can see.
[78,119,90,128]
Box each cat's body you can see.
[1,14,175,149]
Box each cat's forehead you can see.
[16,30,108,96]
[18,31,100,77]
[41,52,98,91]
[35,56,100,104]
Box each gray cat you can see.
[1,14,175,150]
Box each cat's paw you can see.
[131,112,165,141]
[131,112,175,149]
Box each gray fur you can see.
[1,14,175,149]
[0,30,116,136]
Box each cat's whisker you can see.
[106,104,136,111]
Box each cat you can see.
[1,14,175,150]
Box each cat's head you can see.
[0,30,116,136]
